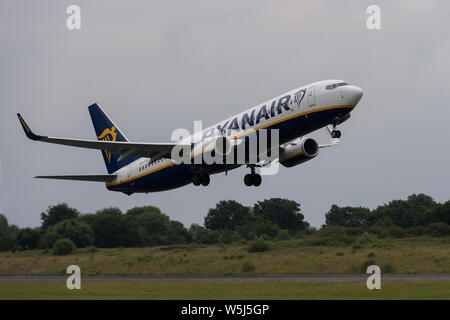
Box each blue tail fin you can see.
[88,103,138,174]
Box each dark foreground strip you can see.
[0,300,448,318]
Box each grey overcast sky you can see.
[1,0,449,229]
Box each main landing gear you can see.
[192,172,210,186]
[244,166,262,187]
[330,124,342,139]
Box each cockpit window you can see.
[326,82,349,90]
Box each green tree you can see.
[252,220,281,238]
[120,215,142,247]
[80,206,190,248]
[369,194,438,228]
[325,205,371,227]
[425,222,450,237]
[407,194,438,225]
[17,228,40,250]
[41,203,79,232]
[46,219,94,248]
[372,216,395,227]
[204,200,252,231]
[0,214,7,231]
[253,198,309,232]
[52,238,76,255]
[40,229,58,249]
[0,214,17,251]
[373,200,414,228]
[94,207,123,216]
[220,229,240,244]
[189,224,221,244]
[428,201,450,225]
[136,211,171,246]
[125,206,168,246]
[407,194,437,211]
[166,220,191,244]
[126,205,162,216]
[87,210,126,248]
[316,226,355,246]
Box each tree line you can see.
[0,193,449,253]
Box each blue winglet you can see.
[17,113,44,141]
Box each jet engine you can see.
[279,138,319,167]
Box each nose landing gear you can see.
[330,129,341,138]
[330,123,342,138]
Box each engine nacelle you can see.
[279,138,319,167]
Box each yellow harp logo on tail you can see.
[97,126,117,163]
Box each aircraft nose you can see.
[346,85,364,106]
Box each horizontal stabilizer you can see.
[35,174,117,182]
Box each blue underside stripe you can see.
[108,106,353,192]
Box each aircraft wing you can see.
[319,141,340,148]
[35,174,117,182]
[17,113,183,161]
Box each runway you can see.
[1,274,449,281]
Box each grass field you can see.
[1,237,449,299]
[0,279,449,299]
[0,237,449,276]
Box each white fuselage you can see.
[108,79,363,192]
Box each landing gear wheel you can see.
[244,174,253,186]
[252,174,262,186]
[201,174,210,186]
[244,174,262,186]
[192,175,201,186]
[331,130,341,138]
[193,172,210,186]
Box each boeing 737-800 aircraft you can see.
[18,80,363,195]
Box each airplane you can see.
[17,79,363,195]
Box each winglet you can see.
[17,113,44,141]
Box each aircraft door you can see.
[307,86,316,107]
[128,166,135,186]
